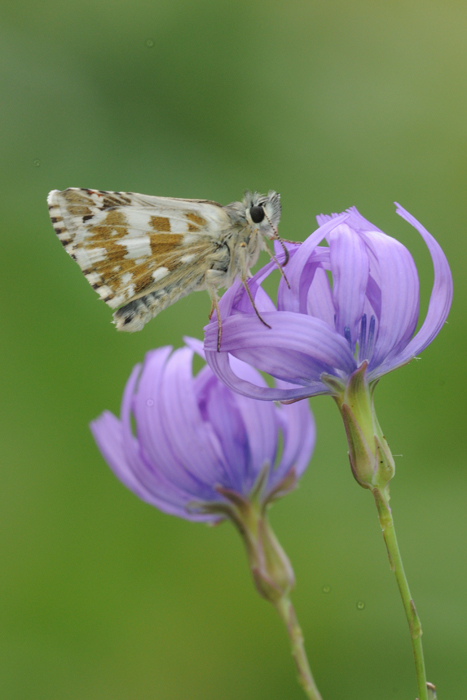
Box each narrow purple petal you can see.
[228,361,280,490]
[183,335,205,358]
[281,213,349,313]
[277,249,331,317]
[205,312,356,401]
[130,349,205,494]
[186,336,287,491]
[364,274,382,322]
[157,348,229,490]
[371,204,453,377]
[92,411,211,520]
[269,399,315,486]
[205,312,356,386]
[328,224,369,350]
[198,377,248,493]
[217,260,278,319]
[93,365,214,521]
[206,349,328,401]
[119,362,208,509]
[132,348,223,500]
[91,410,152,504]
[306,266,335,327]
[358,230,419,370]
[339,207,385,234]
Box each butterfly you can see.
[47,187,288,349]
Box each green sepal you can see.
[265,467,298,505]
[340,402,375,489]
[324,361,396,490]
[374,434,395,489]
[321,373,346,396]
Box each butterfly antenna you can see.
[263,210,290,266]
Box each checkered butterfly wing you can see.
[48,188,231,324]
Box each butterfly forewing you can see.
[48,188,230,310]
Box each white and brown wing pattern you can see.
[47,188,232,331]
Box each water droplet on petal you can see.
[322,584,331,594]
[356,600,365,610]
[146,38,154,47]
[146,398,154,406]
[33,159,40,167]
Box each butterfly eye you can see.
[250,205,265,223]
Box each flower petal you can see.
[206,349,326,401]
[131,348,222,500]
[208,312,356,381]
[326,206,385,234]
[121,361,217,512]
[306,264,335,327]
[328,224,369,350]
[280,213,349,313]
[186,336,285,492]
[270,398,315,486]
[216,261,278,320]
[371,204,453,376]
[278,249,330,316]
[205,312,357,401]
[91,372,212,521]
[228,359,280,491]
[91,410,153,505]
[156,347,230,492]
[359,229,419,370]
[196,375,249,493]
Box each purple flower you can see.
[91,342,322,692]
[90,338,315,523]
[204,204,453,402]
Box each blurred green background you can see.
[1,1,466,698]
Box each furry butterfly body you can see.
[47,188,282,336]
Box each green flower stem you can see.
[373,487,428,700]
[274,596,323,700]
[325,364,433,699]
[196,467,324,699]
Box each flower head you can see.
[91,338,315,522]
[204,204,453,403]
[91,338,315,601]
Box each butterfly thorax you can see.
[220,202,264,284]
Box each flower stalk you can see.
[195,465,323,700]
[274,596,324,700]
[325,364,432,700]
[373,488,427,700]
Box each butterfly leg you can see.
[263,244,291,289]
[238,242,271,330]
[208,299,215,320]
[206,273,223,351]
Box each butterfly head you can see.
[244,190,281,240]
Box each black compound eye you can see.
[250,205,265,223]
